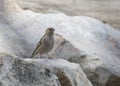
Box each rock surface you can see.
[25,58,92,86]
[0,11,120,86]
[0,53,60,86]
[14,0,120,30]
[0,0,22,12]
[0,53,92,86]
[0,0,120,86]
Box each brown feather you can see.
[31,35,45,58]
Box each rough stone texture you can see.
[0,53,60,86]
[0,0,120,86]
[106,75,120,86]
[0,53,92,86]
[0,0,22,12]
[51,33,120,86]
[25,58,92,86]
[14,0,120,30]
[0,11,120,86]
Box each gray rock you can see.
[0,53,60,86]
[51,33,120,86]
[25,58,92,86]
[0,53,92,86]
[0,0,120,86]
[0,11,120,86]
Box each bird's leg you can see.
[47,54,50,58]
[40,54,42,58]
[47,54,52,59]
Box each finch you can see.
[31,27,55,58]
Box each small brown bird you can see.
[31,27,55,58]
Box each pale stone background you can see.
[15,0,120,30]
[0,0,120,86]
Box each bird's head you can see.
[45,27,55,36]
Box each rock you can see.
[0,0,120,85]
[0,53,92,86]
[25,58,92,86]
[0,11,120,86]
[52,33,120,86]
[50,33,85,60]
[0,53,60,86]
[14,0,120,30]
[0,0,22,12]
[106,75,120,86]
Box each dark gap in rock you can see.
[106,75,120,86]
[56,72,72,86]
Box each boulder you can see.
[25,58,92,86]
[0,53,92,86]
[0,0,120,85]
[51,33,120,86]
[0,53,60,86]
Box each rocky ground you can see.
[0,0,120,86]
[15,0,120,30]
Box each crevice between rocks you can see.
[56,72,72,86]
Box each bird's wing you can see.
[31,35,45,58]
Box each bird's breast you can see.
[41,37,54,53]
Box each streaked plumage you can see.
[31,27,55,58]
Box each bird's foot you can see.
[48,56,53,59]
[39,54,43,59]
[39,56,42,59]
[47,54,53,59]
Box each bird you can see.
[31,27,55,59]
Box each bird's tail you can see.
[30,54,34,58]
[30,51,37,58]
